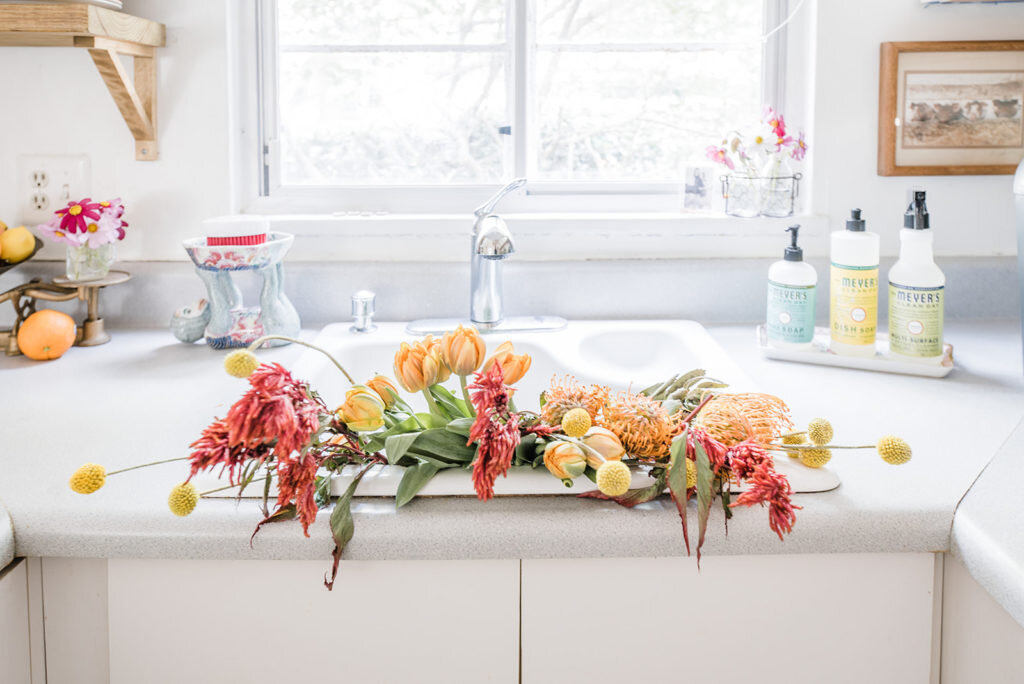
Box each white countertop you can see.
[0,321,1021,583]
[0,501,12,569]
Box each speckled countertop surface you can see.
[0,322,1020,575]
[951,418,1024,627]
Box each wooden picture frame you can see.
[878,40,1024,176]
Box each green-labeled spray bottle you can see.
[888,190,945,363]
[767,225,817,350]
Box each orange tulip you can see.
[582,426,625,468]
[482,341,531,385]
[440,325,487,376]
[426,337,452,384]
[543,442,588,481]
[393,337,445,393]
[366,375,400,408]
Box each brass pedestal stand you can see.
[0,270,132,356]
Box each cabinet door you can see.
[108,558,519,684]
[0,559,32,684]
[522,554,938,684]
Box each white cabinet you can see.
[0,559,32,684]
[106,558,519,684]
[521,554,939,684]
[940,554,1024,683]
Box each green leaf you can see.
[666,431,691,555]
[695,440,714,563]
[583,465,598,484]
[385,432,420,465]
[325,467,368,590]
[364,415,423,453]
[539,391,547,408]
[429,385,466,421]
[514,433,538,466]
[408,428,477,463]
[395,461,441,507]
[416,412,449,429]
[661,399,683,416]
[446,417,476,438]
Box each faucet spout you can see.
[470,180,526,327]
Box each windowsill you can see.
[263,212,831,262]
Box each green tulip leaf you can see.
[446,417,476,438]
[395,461,441,507]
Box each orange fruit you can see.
[17,310,77,360]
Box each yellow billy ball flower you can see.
[799,448,832,469]
[781,431,807,458]
[686,458,697,489]
[561,408,592,438]
[596,460,631,497]
[168,482,199,517]
[69,463,106,494]
[224,349,259,378]
[877,436,912,465]
[806,418,834,446]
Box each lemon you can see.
[0,220,7,232]
[0,226,35,263]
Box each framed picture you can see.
[878,40,1024,175]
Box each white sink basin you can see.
[291,320,752,416]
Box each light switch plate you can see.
[18,154,91,225]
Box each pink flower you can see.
[705,145,735,171]
[791,132,808,161]
[761,105,777,123]
[775,134,794,151]
[56,198,103,234]
[80,212,122,248]
[766,112,786,138]
[37,216,83,246]
[98,198,128,240]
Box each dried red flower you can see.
[467,361,521,501]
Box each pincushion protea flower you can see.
[540,376,608,427]
[695,393,792,446]
[600,390,681,461]
[466,361,521,501]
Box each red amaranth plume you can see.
[467,361,521,501]
[730,452,801,540]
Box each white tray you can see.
[756,325,954,378]
[197,456,840,500]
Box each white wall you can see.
[0,0,1022,262]
[0,0,231,263]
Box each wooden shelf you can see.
[0,3,166,160]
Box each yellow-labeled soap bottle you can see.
[830,208,880,357]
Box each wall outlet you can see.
[18,155,90,225]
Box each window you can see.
[254,0,784,211]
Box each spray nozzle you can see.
[784,225,803,261]
[904,190,930,230]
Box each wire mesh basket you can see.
[721,173,802,218]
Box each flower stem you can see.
[459,375,476,417]
[766,443,875,451]
[107,456,188,477]
[247,335,355,385]
[422,388,441,418]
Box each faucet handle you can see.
[474,178,527,217]
[350,290,377,333]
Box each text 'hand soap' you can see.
[767,225,817,350]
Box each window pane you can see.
[279,0,507,46]
[536,0,762,44]
[279,52,509,185]
[535,49,762,181]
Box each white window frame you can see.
[233,0,806,218]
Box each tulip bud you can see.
[335,385,386,432]
[366,375,400,408]
[543,442,588,481]
[483,341,532,385]
[441,325,487,376]
[394,338,445,393]
[581,426,625,468]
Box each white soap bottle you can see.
[888,190,945,363]
[830,208,880,357]
[767,225,817,350]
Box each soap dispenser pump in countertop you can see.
[830,208,880,357]
[887,190,945,363]
[767,225,817,350]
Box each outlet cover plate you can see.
[18,154,90,225]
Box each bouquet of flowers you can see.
[706,106,808,178]
[68,326,911,589]
[38,197,128,280]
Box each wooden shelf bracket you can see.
[86,40,157,161]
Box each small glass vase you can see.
[721,175,760,218]
[760,158,801,218]
[65,242,116,281]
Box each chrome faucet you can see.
[405,179,566,335]
[471,178,524,327]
